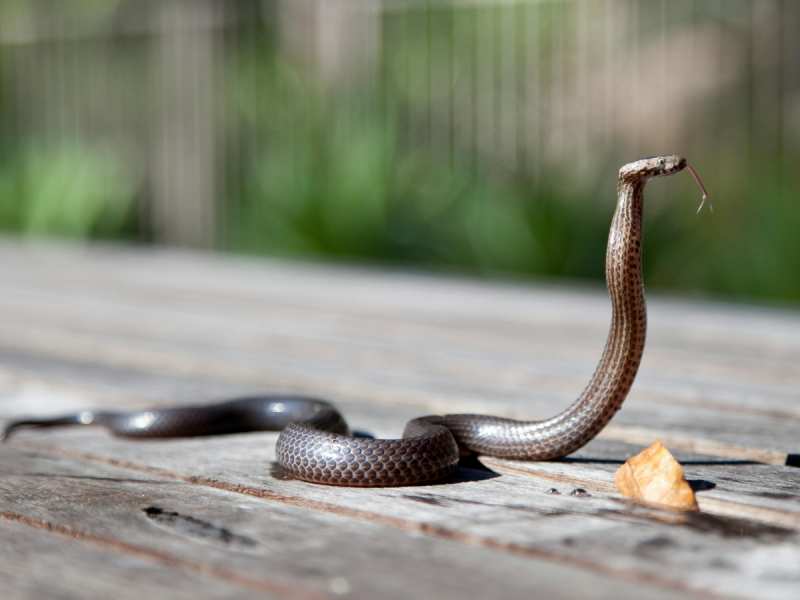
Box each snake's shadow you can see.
[451,455,501,483]
[351,430,376,439]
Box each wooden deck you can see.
[1,239,798,599]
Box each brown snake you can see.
[2,155,708,487]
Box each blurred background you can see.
[0,0,797,304]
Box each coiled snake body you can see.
[3,156,703,487]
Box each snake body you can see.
[2,156,693,487]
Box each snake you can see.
[2,156,708,487]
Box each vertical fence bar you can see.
[514,0,528,174]
[150,0,218,248]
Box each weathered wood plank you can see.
[3,372,799,599]
[0,447,688,600]
[0,296,795,463]
[2,284,796,415]
[0,346,798,525]
[0,520,271,600]
[6,430,799,599]
[3,240,798,356]
[4,247,799,382]
[3,244,798,436]
[3,244,798,393]
[483,443,800,527]
[2,240,800,599]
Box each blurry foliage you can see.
[225,35,800,304]
[0,142,138,238]
[0,1,798,305]
[226,48,609,279]
[645,160,800,301]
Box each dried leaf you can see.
[614,441,698,511]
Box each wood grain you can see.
[1,240,799,599]
[1,447,689,600]
[0,519,276,600]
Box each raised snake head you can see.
[619,155,687,182]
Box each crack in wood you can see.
[143,506,259,550]
[399,492,573,517]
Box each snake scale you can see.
[2,156,708,487]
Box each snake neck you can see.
[525,178,647,453]
[537,179,647,445]
[552,178,646,443]
[582,179,647,412]
[444,176,650,459]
